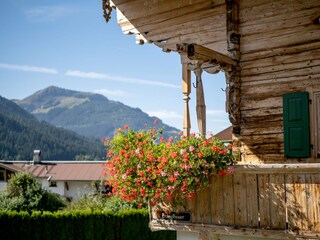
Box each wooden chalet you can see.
[103,0,320,239]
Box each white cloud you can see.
[65,70,180,89]
[94,88,126,97]
[66,70,106,79]
[25,6,73,22]
[147,110,183,120]
[0,63,58,74]
[206,109,227,116]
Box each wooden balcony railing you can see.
[150,164,320,239]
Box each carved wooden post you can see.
[176,43,237,137]
[181,54,191,136]
[194,67,206,136]
[226,0,240,132]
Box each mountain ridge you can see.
[15,86,180,139]
[0,96,105,160]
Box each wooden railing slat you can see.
[210,175,224,224]
[246,174,259,227]
[270,174,286,229]
[306,174,320,231]
[234,174,248,226]
[258,174,270,228]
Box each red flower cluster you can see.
[104,124,235,207]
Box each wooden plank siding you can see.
[238,0,320,164]
[151,171,320,236]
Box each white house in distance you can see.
[0,151,108,201]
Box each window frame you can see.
[49,181,57,187]
[313,91,320,158]
[0,170,5,181]
[307,86,320,160]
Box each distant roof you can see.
[0,161,106,181]
[215,126,232,142]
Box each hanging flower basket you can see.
[103,122,236,209]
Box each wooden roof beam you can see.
[188,43,237,66]
[176,43,237,73]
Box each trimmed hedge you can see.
[0,210,176,240]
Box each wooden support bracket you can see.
[187,43,237,67]
[176,43,237,74]
[177,43,240,136]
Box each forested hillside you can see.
[0,96,105,160]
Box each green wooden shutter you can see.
[283,92,310,158]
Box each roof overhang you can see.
[109,0,229,56]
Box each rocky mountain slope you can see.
[15,86,179,139]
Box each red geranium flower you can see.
[104,124,236,208]
[169,175,176,183]
[170,151,178,159]
[219,170,227,176]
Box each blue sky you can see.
[0,0,230,134]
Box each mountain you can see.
[15,86,180,139]
[0,96,105,160]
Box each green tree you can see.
[0,172,65,212]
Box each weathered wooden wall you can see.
[152,170,320,238]
[237,0,320,163]
[115,0,320,163]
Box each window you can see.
[283,91,320,159]
[0,170,5,181]
[283,92,310,158]
[49,181,57,187]
[314,92,320,158]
